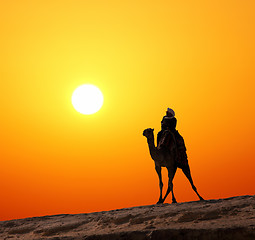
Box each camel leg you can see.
[162,167,177,203]
[182,165,204,201]
[155,165,164,204]
[171,166,177,203]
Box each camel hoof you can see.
[172,199,177,204]
[157,199,164,204]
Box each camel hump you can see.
[175,131,186,151]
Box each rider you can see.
[157,108,188,167]
[157,108,176,146]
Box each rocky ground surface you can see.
[0,195,254,240]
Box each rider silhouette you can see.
[157,108,188,167]
[157,108,176,147]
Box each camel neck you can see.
[146,136,158,161]
[146,135,154,146]
[147,137,156,151]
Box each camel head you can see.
[143,128,154,139]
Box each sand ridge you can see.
[0,195,254,239]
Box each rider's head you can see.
[166,108,175,117]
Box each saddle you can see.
[157,130,173,150]
[158,130,188,168]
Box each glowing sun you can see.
[72,84,104,115]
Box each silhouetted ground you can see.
[0,195,254,239]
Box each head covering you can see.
[167,108,175,117]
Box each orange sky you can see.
[1,0,255,221]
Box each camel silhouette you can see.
[143,128,204,204]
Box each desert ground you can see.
[0,195,254,240]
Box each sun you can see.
[72,84,104,115]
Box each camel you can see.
[143,128,204,204]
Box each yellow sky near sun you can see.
[0,0,255,220]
